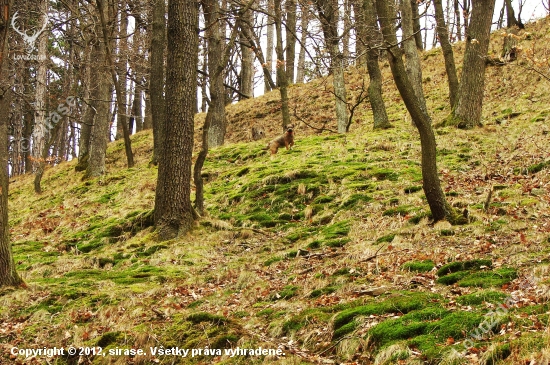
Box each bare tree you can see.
[434,0,459,107]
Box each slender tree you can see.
[154,0,198,239]
[285,0,297,83]
[295,3,309,83]
[434,0,459,107]
[265,0,274,92]
[274,0,291,128]
[0,0,24,287]
[315,0,349,133]
[363,0,390,129]
[375,0,454,222]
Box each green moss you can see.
[402,260,435,272]
[263,256,282,266]
[322,220,350,239]
[256,308,275,317]
[483,343,511,365]
[375,234,395,244]
[341,194,373,208]
[404,185,423,194]
[273,285,299,300]
[333,321,358,339]
[437,260,493,276]
[436,271,470,285]
[309,286,338,298]
[456,291,508,306]
[457,268,517,288]
[187,312,228,325]
[96,331,123,347]
[383,205,412,217]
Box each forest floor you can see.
[1,16,550,365]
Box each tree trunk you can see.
[154,0,198,240]
[454,0,461,41]
[0,1,24,287]
[316,0,349,133]
[296,5,309,83]
[115,0,128,140]
[363,0,390,129]
[411,0,423,50]
[150,0,166,165]
[132,84,143,133]
[205,0,226,147]
[240,7,254,98]
[351,0,366,66]
[32,0,48,193]
[265,0,274,93]
[274,0,291,129]
[342,0,350,60]
[97,0,134,167]
[75,40,95,172]
[84,20,111,179]
[375,0,452,222]
[401,0,427,114]
[285,0,297,84]
[434,0,459,107]
[504,0,522,28]
[452,0,496,128]
[143,88,152,129]
[23,67,33,174]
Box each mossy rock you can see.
[457,268,517,288]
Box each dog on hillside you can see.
[264,125,295,155]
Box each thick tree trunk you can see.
[154,0,198,240]
[285,0,297,84]
[265,0,274,93]
[452,0,496,128]
[0,1,24,287]
[296,5,309,83]
[316,0,348,133]
[274,0,291,129]
[150,0,166,165]
[401,0,427,114]
[434,0,459,107]
[84,25,111,179]
[376,0,452,222]
[363,0,390,129]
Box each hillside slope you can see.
[1,17,550,365]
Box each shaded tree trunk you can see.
[115,0,128,140]
[0,0,24,287]
[452,0,496,128]
[434,0,459,107]
[75,40,96,172]
[285,0,297,84]
[363,0,390,129]
[239,7,254,98]
[411,0,423,50]
[149,0,166,165]
[154,0,198,240]
[375,0,453,222]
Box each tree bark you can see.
[115,0,128,140]
[84,17,111,179]
[411,0,423,50]
[434,0,459,107]
[452,0,496,128]
[375,0,452,222]
[363,0,390,129]
[154,0,198,240]
[149,0,165,165]
[32,0,48,193]
[316,0,349,133]
[265,0,274,93]
[401,0,427,114]
[240,7,254,98]
[296,4,309,83]
[97,0,134,167]
[75,38,95,172]
[0,0,24,287]
[285,0,297,84]
[274,0,291,129]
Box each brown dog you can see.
[264,126,294,155]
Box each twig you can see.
[293,105,338,134]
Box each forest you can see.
[1,0,550,364]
